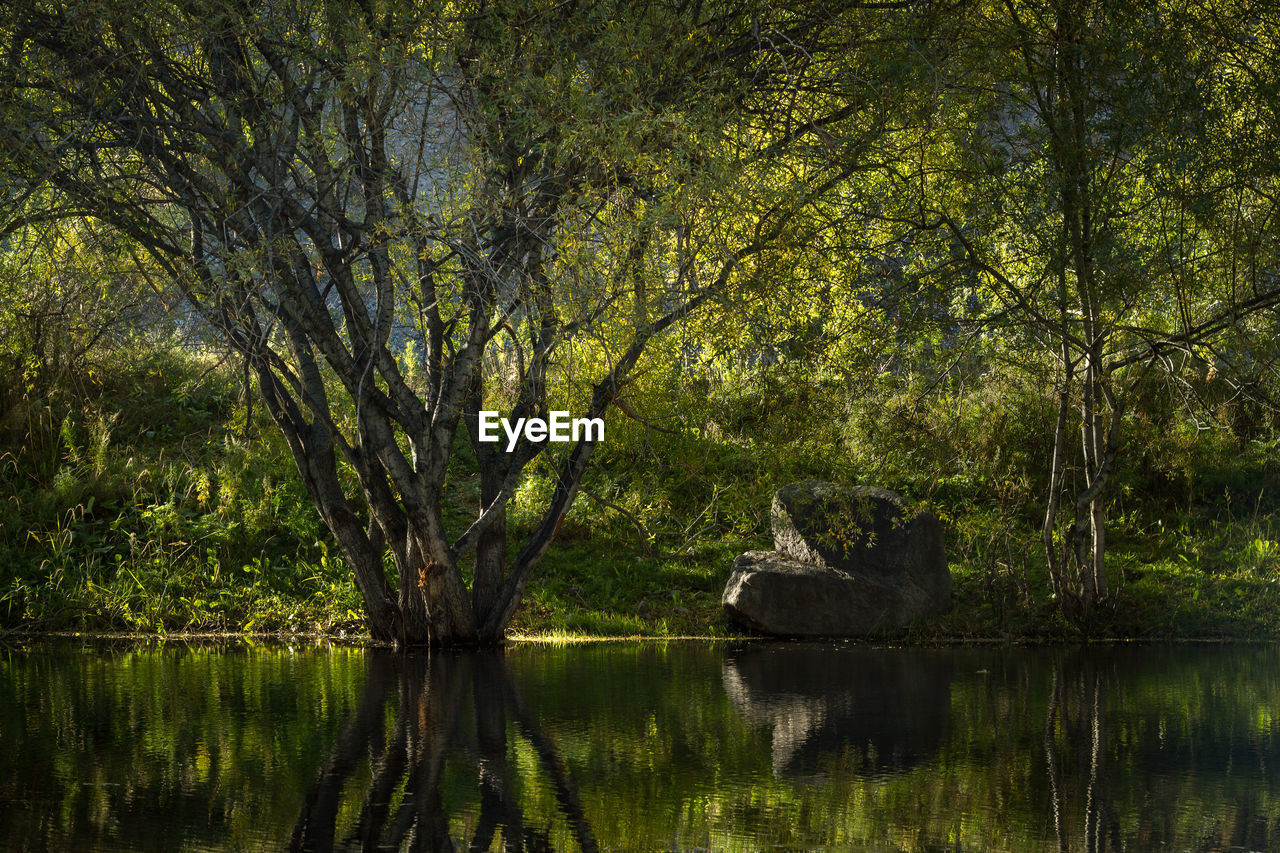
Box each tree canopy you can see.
[2,0,938,643]
[3,0,1280,641]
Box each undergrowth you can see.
[0,345,364,634]
[3,345,1280,641]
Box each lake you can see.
[1,641,1277,851]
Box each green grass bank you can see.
[3,345,1280,642]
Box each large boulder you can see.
[772,480,950,603]
[722,551,922,636]
[722,480,950,637]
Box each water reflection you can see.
[289,651,596,853]
[1037,649,1280,853]
[3,643,1280,851]
[1044,658,1119,853]
[722,644,951,779]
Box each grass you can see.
[506,521,1280,645]
[509,539,750,638]
[0,346,366,635]
[3,344,1280,643]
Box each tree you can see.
[903,0,1280,618]
[1,0,919,644]
[0,218,158,398]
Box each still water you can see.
[1,642,1278,852]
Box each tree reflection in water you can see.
[4,644,1280,851]
[1040,649,1280,853]
[720,644,1280,852]
[1044,659,1120,853]
[288,651,597,853]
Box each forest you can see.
[3,0,1280,644]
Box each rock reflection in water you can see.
[722,643,952,779]
[5,643,1280,851]
[289,650,596,853]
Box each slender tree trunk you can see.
[1044,259,1076,599]
[1089,488,1108,602]
[1079,358,1100,604]
[1050,0,1116,614]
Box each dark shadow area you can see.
[722,643,953,779]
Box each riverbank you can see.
[7,534,1279,644]
[506,534,1280,642]
[4,347,1280,643]
[7,497,1279,644]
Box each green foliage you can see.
[3,329,1280,640]
[0,346,363,634]
[504,343,1280,640]
[3,0,1280,640]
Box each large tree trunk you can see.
[3,0,887,647]
[472,468,508,630]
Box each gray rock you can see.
[722,551,922,636]
[721,480,951,637]
[772,479,950,603]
